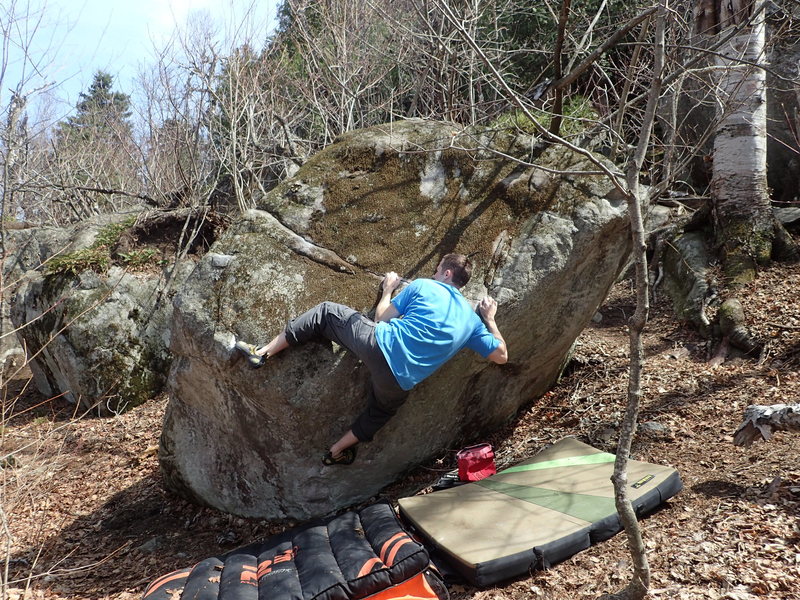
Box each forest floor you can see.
[2,254,799,600]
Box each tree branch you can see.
[604,2,668,599]
[23,183,160,206]
[550,6,659,94]
[433,0,628,196]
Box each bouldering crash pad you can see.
[143,502,447,600]
[398,437,682,587]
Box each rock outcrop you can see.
[8,212,199,414]
[3,217,110,382]
[2,223,70,379]
[161,119,637,520]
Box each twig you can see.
[21,183,159,206]
[766,322,800,330]
[5,543,131,586]
[432,0,630,197]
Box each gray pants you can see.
[284,302,409,442]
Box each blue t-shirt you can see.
[374,279,500,390]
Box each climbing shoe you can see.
[431,470,466,491]
[234,340,267,368]
[322,446,357,466]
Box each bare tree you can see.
[42,73,144,220]
[274,0,419,139]
[1,3,64,598]
[602,2,667,597]
[396,0,525,125]
[402,2,679,598]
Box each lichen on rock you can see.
[7,211,207,414]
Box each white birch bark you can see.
[712,21,767,192]
[710,7,773,281]
[733,404,800,446]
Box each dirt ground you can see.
[2,257,799,600]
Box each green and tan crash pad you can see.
[398,437,682,587]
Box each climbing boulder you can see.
[9,211,207,413]
[161,119,637,519]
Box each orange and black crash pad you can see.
[398,437,682,587]
[143,502,447,600]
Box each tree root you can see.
[717,297,763,356]
[771,215,800,262]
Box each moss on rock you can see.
[719,221,774,286]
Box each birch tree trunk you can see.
[709,1,773,284]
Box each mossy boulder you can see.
[161,119,636,520]
[2,219,97,378]
[8,212,196,414]
[661,231,714,336]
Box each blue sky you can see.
[3,0,280,121]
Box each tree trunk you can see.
[600,3,666,599]
[709,3,773,284]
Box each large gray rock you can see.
[1,221,81,379]
[9,212,196,413]
[161,119,637,520]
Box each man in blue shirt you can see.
[235,253,507,465]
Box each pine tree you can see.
[50,71,140,219]
[59,71,132,143]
